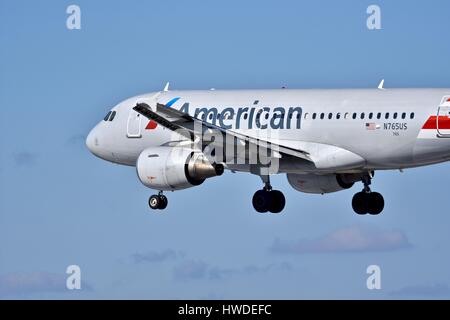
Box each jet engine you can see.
[287,173,361,194]
[136,147,224,191]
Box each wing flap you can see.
[133,102,311,162]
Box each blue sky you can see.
[1,0,450,299]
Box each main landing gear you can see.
[149,191,168,210]
[252,176,286,214]
[351,174,384,215]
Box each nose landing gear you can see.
[351,174,384,215]
[252,176,286,214]
[149,191,168,210]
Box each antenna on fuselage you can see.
[163,82,170,92]
[377,79,385,90]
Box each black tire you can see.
[367,192,384,215]
[269,190,286,214]
[148,195,160,210]
[252,190,271,213]
[352,192,368,215]
[158,195,168,210]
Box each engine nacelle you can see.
[137,147,224,191]
[287,173,359,194]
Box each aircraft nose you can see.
[86,128,99,155]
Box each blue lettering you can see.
[287,107,302,129]
[270,107,285,129]
[219,107,235,129]
[195,107,218,124]
[189,105,302,130]
[235,107,248,129]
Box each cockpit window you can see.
[109,111,116,121]
[104,111,112,121]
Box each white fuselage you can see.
[86,88,450,173]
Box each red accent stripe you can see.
[145,120,158,130]
[422,116,450,129]
[422,116,438,129]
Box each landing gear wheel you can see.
[148,194,168,210]
[252,190,271,213]
[149,195,161,210]
[158,195,168,210]
[252,189,286,214]
[269,190,285,214]
[352,192,368,215]
[367,192,384,215]
[253,175,286,214]
[352,172,385,216]
[352,191,385,215]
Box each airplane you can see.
[86,82,450,215]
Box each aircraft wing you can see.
[133,102,311,162]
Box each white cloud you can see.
[130,249,180,264]
[390,284,450,298]
[173,260,292,281]
[173,260,209,281]
[270,225,411,254]
[0,272,93,298]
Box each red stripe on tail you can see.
[422,116,450,129]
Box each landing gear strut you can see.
[149,191,168,210]
[351,173,384,215]
[252,176,286,213]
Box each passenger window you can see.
[385,113,390,119]
[320,113,325,119]
[352,113,357,119]
[243,113,248,120]
[312,113,317,120]
[369,112,373,119]
[304,113,309,119]
[104,111,112,121]
[410,112,415,119]
[377,112,381,119]
[328,113,332,120]
[265,113,270,120]
[401,112,406,119]
[361,113,365,119]
[109,111,116,121]
[209,113,214,120]
[336,113,341,119]
[393,112,398,119]
[344,112,349,119]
